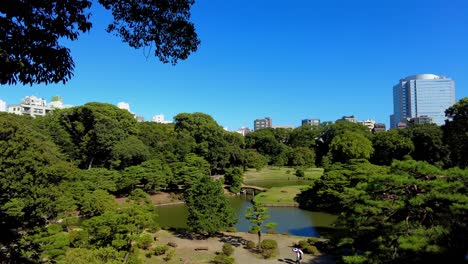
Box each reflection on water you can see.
[155,195,337,237]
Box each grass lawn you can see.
[244,166,323,181]
[253,185,307,206]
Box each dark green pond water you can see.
[156,187,337,237]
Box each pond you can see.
[155,195,337,237]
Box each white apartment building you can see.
[0,100,6,112]
[8,96,52,117]
[359,119,376,131]
[151,114,172,124]
[7,95,72,117]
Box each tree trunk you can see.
[257,230,262,249]
[88,156,94,170]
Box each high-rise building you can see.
[302,118,320,126]
[390,74,455,128]
[0,99,6,112]
[254,117,272,130]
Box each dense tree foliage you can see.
[443,97,468,168]
[1,97,467,262]
[371,129,414,165]
[1,0,199,85]
[297,160,468,263]
[174,113,232,173]
[224,167,243,193]
[40,103,138,169]
[402,124,448,167]
[328,131,374,163]
[185,176,237,235]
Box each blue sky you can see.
[2,0,468,130]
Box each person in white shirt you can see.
[293,248,304,263]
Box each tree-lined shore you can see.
[0,98,467,263]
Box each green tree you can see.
[61,247,124,264]
[371,129,414,165]
[289,125,325,149]
[289,147,316,167]
[316,122,371,165]
[174,113,230,173]
[83,189,157,250]
[110,136,150,170]
[245,128,287,163]
[245,203,276,247]
[2,0,199,85]
[443,97,468,168]
[184,176,237,235]
[404,124,448,166]
[243,149,268,171]
[79,190,117,218]
[336,161,468,263]
[328,131,374,163]
[0,113,77,262]
[224,167,243,193]
[171,154,210,188]
[44,103,138,169]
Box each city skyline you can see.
[2,0,468,129]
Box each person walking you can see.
[292,248,304,264]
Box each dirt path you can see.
[150,230,335,264]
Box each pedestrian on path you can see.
[292,247,304,264]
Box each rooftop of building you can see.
[402,74,448,81]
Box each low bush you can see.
[307,237,320,244]
[297,240,309,249]
[260,239,278,250]
[304,245,319,255]
[295,169,305,177]
[261,249,278,259]
[213,254,235,264]
[222,243,234,256]
[153,245,169,256]
[246,241,256,249]
[137,234,154,249]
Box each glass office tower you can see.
[390,74,455,128]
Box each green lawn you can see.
[244,166,323,181]
[253,185,307,206]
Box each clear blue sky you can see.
[2,0,468,130]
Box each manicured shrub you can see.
[297,240,309,249]
[246,240,256,249]
[260,239,278,250]
[222,243,234,256]
[153,245,169,256]
[295,169,305,177]
[136,233,154,249]
[304,245,319,255]
[261,249,278,259]
[213,254,235,264]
